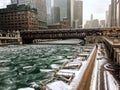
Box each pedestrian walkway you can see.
[90,44,120,90]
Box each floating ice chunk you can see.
[30,82,39,88]
[40,69,54,72]
[18,87,35,90]
[51,64,60,69]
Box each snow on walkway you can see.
[90,44,107,90]
[90,44,120,90]
[104,71,119,90]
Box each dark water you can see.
[0,44,82,90]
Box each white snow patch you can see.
[18,87,34,90]
[104,71,108,90]
[59,69,78,74]
[30,82,39,88]
[104,71,119,90]
[47,81,71,90]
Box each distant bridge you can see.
[20,28,111,44]
[0,28,115,44]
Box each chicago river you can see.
[0,40,82,90]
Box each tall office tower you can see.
[53,0,74,27]
[54,0,68,21]
[110,0,117,27]
[116,0,120,26]
[105,11,109,27]
[108,4,112,27]
[51,7,60,24]
[46,0,52,25]
[11,0,47,29]
[74,0,83,28]
[67,0,74,27]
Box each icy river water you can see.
[0,39,82,90]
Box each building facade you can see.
[54,0,68,21]
[0,4,39,31]
[11,0,47,29]
[46,0,52,25]
[92,19,99,28]
[51,7,60,24]
[67,0,74,28]
[108,4,112,27]
[111,0,117,27]
[106,0,120,27]
[52,0,74,28]
[84,15,100,28]
[74,0,83,28]
[100,20,106,28]
[48,18,69,29]
[116,0,120,26]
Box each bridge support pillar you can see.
[18,37,23,45]
[22,39,33,44]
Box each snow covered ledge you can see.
[46,46,97,90]
[69,46,97,90]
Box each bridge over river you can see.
[0,28,119,44]
[20,28,111,44]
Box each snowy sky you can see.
[0,0,111,24]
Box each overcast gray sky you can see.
[0,0,11,8]
[0,0,111,24]
[83,0,111,23]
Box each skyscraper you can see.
[53,0,74,27]
[54,0,68,21]
[46,0,52,15]
[11,0,47,29]
[74,0,83,28]
[51,7,60,24]
[108,4,112,27]
[110,0,117,27]
[46,0,52,25]
[67,0,74,28]
[116,0,120,26]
